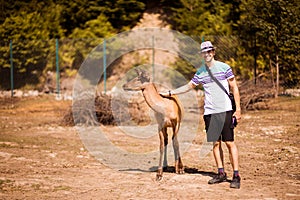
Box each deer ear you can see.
[141,70,150,82]
[135,68,142,76]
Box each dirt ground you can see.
[0,95,299,200]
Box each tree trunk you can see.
[269,57,276,96]
[275,53,279,98]
[253,35,257,85]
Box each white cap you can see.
[200,41,215,52]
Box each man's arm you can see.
[160,81,196,96]
[228,77,242,122]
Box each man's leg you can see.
[225,141,239,170]
[213,140,224,169]
[225,141,241,189]
[208,140,227,184]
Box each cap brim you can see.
[201,47,214,52]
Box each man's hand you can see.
[233,109,241,123]
[159,90,171,97]
[228,77,241,123]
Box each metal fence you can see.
[0,35,279,98]
[0,38,103,97]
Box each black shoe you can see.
[230,175,241,189]
[208,172,227,184]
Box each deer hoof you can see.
[156,168,163,181]
[156,174,163,181]
[175,167,185,174]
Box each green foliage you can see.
[238,0,300,86]
[96,0,146,31]
[0,2,65,89]
[59,0,146,34]
[65,14,116,69]
[0,0,299,89]
[71,14,115,39]
[58,0,104,36]
[0,13,48,85]
[169,0,235,84]
[171,0,232,36]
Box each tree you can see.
[238,0,300,95]
[57,0,103,36]
[65,14,116,69]
[168,0,234,81]
[59,0,146,35]
[96,0,146,31]
[0,2,64,89]
[171,0,232,36]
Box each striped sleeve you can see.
[191,74,201,85]
[225,65,234,79]
[191,66,206,86]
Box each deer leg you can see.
[163,127,168,169]
[172,124,184,174]
[156,128,165,181]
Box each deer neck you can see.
[141,83,165,114]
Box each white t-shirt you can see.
[191,61,234,115]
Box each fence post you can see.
[56,38,60,99]
[9,40,14,97]
[103,38,106,95]
[152,35,155,81]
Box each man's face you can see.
[201,50,215,63]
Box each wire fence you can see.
[0,38,103,97]
[0,35,295,98]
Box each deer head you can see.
[122,69,151,91]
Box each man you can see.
[160,41,242,189]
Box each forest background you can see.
[0,0,299,95]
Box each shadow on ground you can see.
[120,166,216,178]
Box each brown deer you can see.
[122,69,184,180]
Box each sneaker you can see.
[230,175,241,189]
[208,173,227,184]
